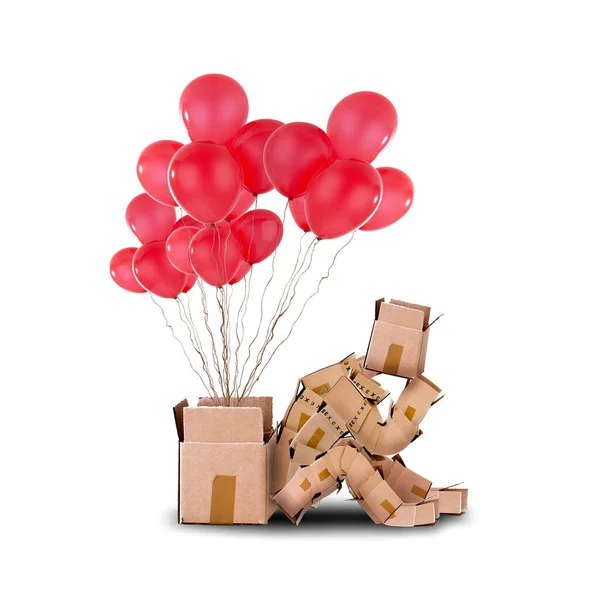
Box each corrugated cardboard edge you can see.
[174,400,188,524]
[265,430,277,522]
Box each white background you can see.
[2,1,599,598]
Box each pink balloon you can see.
[110,248,147,293]
[360,168,414,231]
[189,223,243,287]
[166,226,201,274]
[230,119,284,194]
[225,188,256,221]
[133,241,187,298]
[327,92,398,163]
[182,274,197,293]
[263,122,333,198]
[137,140,184,207]
[126,193,176,243]
[289,195,311,233]
[305,160,382,239]
[231,209,283,264]
[168,142,243,224]
[229,261,251,284]
[180,74,249,145]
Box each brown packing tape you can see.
[383,344,404,375]
[209,475,236,525]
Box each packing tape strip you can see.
[383,343,404,375]
[210,475,236,525]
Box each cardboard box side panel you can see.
[180,442,267,524]
[365,321,423,378]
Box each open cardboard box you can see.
[365,298,440,379]
[173,397,276,525]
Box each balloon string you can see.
[175,296,217,398]
[232,263,253,401]
[149,294,209,392]
[177,295,219,399]
[237,202,289,395]
[239,233,314,400]
[230,196,259,401]
[247,231,356,394]
[183,292,219,398]
[182,207,227,403]
[240,235,317,400]
[196,278,227,404]
[210,228,231,402]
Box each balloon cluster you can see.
[110,74,413,299]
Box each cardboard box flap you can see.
[174,399,189,442]
[389,299,431,328]
[197,396,273,432]
[379,302,425,330]
[184,406,263,443]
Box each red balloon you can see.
[289,195,311,233]
[229,261,251,284]
[231,209,283,265]
[182,274,197,293]
[327,92,398,163]
[230,119,284,194]
[137,140,183,206]
[126,193,176,243]
[166,226,200,274]
[169,142,243,224]
[110,248,147,293]
[133,241,187,298]
[189,223,243,287]
[305,160,382,239]
[180,74,249,144]
[225,188,256,221]
[263,122,333,199]
[172,215,205,231]
[360,168,414,231]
